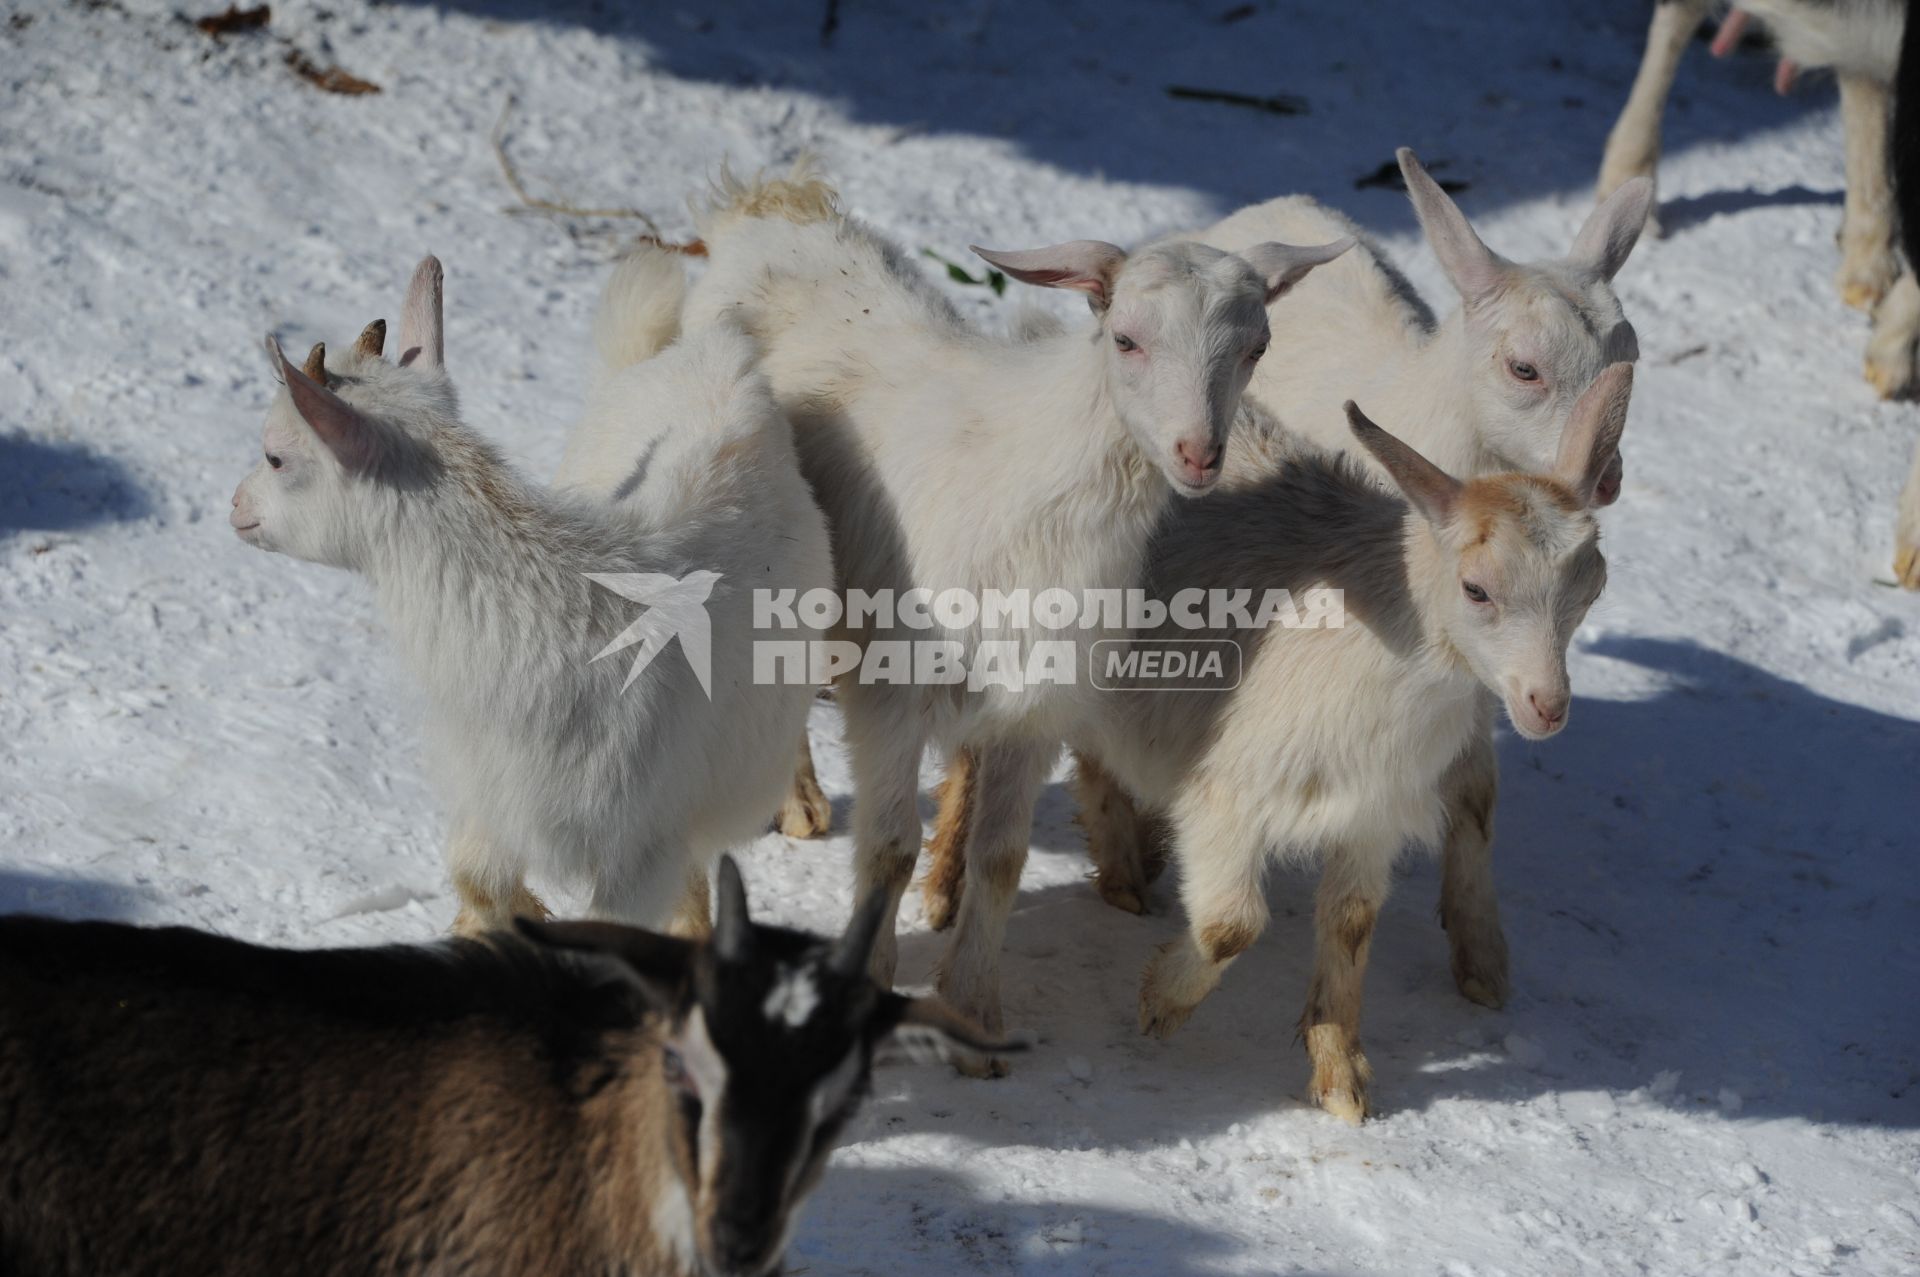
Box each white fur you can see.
[677,170,1349,1038]
[230,253,832,929]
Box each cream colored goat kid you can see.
[1112,366,1632,1122]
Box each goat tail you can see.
[593,245,689,373]
[697,156,839,234]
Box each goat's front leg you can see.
[933,740,1052,1076]
[1299,849,1392,1124]
[1069,750,1165,915]
[1596,0,1712,235]
[1867,268,1920,400]
[1897,435,1920,588]
[1437,721,1509,1009]
[842,681,929,987]
[1138,806,1266,1040]
[775,731,833,839]
[1837,74,1899,311]
[447,820,547,936]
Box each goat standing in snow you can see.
[0,857,1014,1277]
[1598,2,1918,399]
[229,256,832,934]
[680,169,1349,1066]
[923,149,1649,1014]
[1048,368,1629,1121]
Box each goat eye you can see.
[1508,360,1539,383]
[662,1047,695,1094]
[1113,333,1137,352]
[266,453,284,471]
[1250,341,1269,361]
[1462,582,1490,604]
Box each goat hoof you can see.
[775,781,832,839]
[1838,254,1897,312]
[1137,993,1195,1040]
[1895,543,1920,590]
[920,876,961,932]
[1095,875,1147,916]
[1455,973,1507,1010]
[1313,1081,1371,1126]
[953,1050,1011,1080]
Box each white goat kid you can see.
[682,172,1350,1063]
[1597,0,1916,396]
[230,256,832,934]
[1120,365,1632,1122]
[923,149,1648,1009]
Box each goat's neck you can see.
[359,456,600,701]
[1399,516,1479,687]
[1002,336,1169,582]
[1390,314,1508,479]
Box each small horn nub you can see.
[713,855,751,962]
[354,319,387,358]
[302,342,327,383]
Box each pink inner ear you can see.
[281,353,381,473]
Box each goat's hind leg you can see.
[1867,268,1920,400]
[1437,727,1509,1009]
[920,746,977,932]
[934,739,1053,1076]
[1838,74,1900,311]
[1597,0,1713,235]
[775,732,833,839]
[1070,750,1161,915]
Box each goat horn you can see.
[302,342,326,382]
[713,855,752,962]
[832,879,890,979]
[355,319,387,358]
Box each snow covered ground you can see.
[3,0,1918,1272]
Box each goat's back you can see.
[0,917,651,1277]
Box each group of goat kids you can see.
[2,150,1648,1275]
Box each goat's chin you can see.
[1165,467,1221,499]
[1504,701,1568,742]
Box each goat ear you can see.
[1345,400,1463,526]
[1554,363,1634,507]
[267,335,383,473]
[1570,177,1652,282]
[1238,237,1354,303]
[873,993,1032,1066]
[1398,147,1506,306]
[970,241,1128,312]
[515,917,694,1010]
[398,256,444,369]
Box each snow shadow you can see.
[792,1163,1305,1277]
[396,0,1827,237]
[0,869,157,922]
[0,435,151,533]
[1657,182,1845,235]
[887,636,1917,1140]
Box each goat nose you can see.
[1175,439,1221,473]
[1528,691,1568,727]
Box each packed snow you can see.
[2,0,1917,1273]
